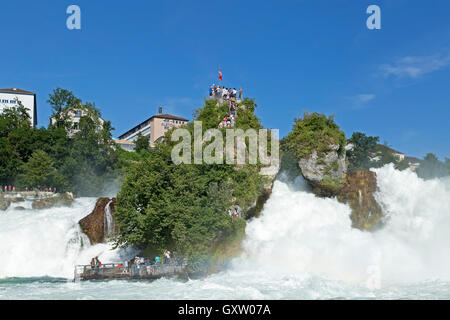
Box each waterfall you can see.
[103,200,115,237]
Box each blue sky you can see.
[1,0,450,159]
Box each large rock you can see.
[79,197,117,245]
[0,197,11,211]
[298,143,347,196]
[338,170,383,231]
[297,144,383,231]
[31,192,74,210]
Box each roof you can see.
[0,88,35,95]
[114,139,135,145]
[376,144,404,155]
[119,113,189,139]
[153,114,189,122]
[405,156,422,164]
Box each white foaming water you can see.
[0,198,126,279]
[104,200,115,237]
[238,164,450,289]
[1,164,450,299]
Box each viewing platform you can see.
[74,262,188,281]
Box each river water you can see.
[1,165,450,300]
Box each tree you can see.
[17,150,57,188]
[416,153,450,179]
[135,133,150,153]
[347,132,380,172]
[48,88,81,117]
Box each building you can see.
[118,107,189,147]
[113,139,136,152]
[50,106,105,137]
[405,156,422,171]
[0,88,37,127]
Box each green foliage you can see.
[0,89,119,196]
[416,153,450,179]
[134,133,150,153]
[17,150,58,188]
[346,132,380,172]
[48,88,81,116]
[114,98,266,262]
[282,112,346,159]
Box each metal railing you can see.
[74,261,187,281]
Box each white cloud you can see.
[349,94,376,109]
[381,53,450,78]
[355,94,376,103]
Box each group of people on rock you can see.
[228,207,241,218]
[219,113,235,128]
[0,185,56,193]
[209,84,243,101]
[0,185,15,192]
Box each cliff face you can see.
[298,143,346,197]
[338,170,383,231]
[79,197,117,245]
[297,144,383,231]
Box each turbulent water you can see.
[1,164,450,300]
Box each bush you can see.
[282,112,346,159]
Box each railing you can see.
[74,262,188,281]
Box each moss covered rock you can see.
[31,192,74,209]
[338,170,383,231]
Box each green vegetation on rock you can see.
[113,98,269,275]
[283,112,346,159]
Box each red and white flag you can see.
[218,68,223,81]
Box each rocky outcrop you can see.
[0,197,11,211]
[31,192,74,210]
[338,170,383,231]
[79,197,117,245]
[298,144,347,197]
[297,144,382,231]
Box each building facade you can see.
[0,88,37,127]
[50,106,105,137]
[118,107,188,147]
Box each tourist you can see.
[155,256,160,265]
[90,258,95,270]
[95,257,100,269]
[135,256,141,269]
[164,250,171,264]
[222,87,228,99]
[145,259,151,274]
